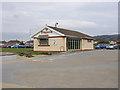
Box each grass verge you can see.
[0,48,52,57]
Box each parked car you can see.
[25,45,33,48]
[11,45,16,48]
[106,44,117,49]
[7,45,12,48]
[118,46,120,50]
[95,44,109,49]
[0,45,2,48]
[17,45,25,48]
[11,45,25,48]
[2,46,7,48]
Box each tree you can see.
[19,41,25,45]
[97,41,110,44]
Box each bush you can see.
[39,52,52,55]
[18,52,24,56]
[25,54,34,58]
[18,51,34,58]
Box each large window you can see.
[39,39,48,45]
[68,39,80,50]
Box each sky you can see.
[1,2,118,41]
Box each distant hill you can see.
[94,34,120,40]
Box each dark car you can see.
[7,45,12,48]
[95,44,108,49]
[118,46,120,50]
[0,45,2,48]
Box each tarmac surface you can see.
[2,50,118,88]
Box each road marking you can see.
[48,59,55,61]
[32,60,38,61]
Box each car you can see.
[106,44,117,49]
[10,45,26,48]
[25,45,33,48]
[7,45,12,48]
[10,45,19,48]
[0,45,2,48]
[17,45,25,48]
[2,46,7,48]
[95,44,109,49]
[118,46,120,50]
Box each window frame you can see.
[39,38,49,46]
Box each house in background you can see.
[25,40,33,45]
[32,26,94,52]
[0,41,7,45]
[7,40,20,45]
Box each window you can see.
[67,39,80,50]
[39,39,48,45]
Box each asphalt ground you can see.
[2,49,118,88]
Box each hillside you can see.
[94,34,120,40]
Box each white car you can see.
[106,44,117,49]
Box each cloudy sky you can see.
[1,2,118,41]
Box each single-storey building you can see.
[25,40,34,46]
[7,40,20,45]
[32,26,94,52]
[0,41,7,46]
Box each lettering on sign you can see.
[41,28,53,34]
[41,31,53,34]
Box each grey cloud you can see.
[1,2,118,40]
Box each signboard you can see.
[38,35,48,39]
[41,31,53,34]
[41,28,53,34]
[52,40,57,45]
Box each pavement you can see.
[2,49,118,88]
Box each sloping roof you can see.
[0,41,7,43]
[8,40,20,43]
[26,40,33,43]
[48,26,93,39]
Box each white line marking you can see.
[48,59,55,61]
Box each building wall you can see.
[81,39,94,50]
[0,43,4,46]
[34,37,67,52]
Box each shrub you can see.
[18,52,24,56]
[39,52,52,55]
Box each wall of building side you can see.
[34,37,67,52]
[81,39,94,50]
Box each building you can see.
[32,26,94,52]
[0,41,7,46]
[7,40,20,45]
[109,40,117,44]
[25,40,34,46]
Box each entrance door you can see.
[67,39,80,50]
